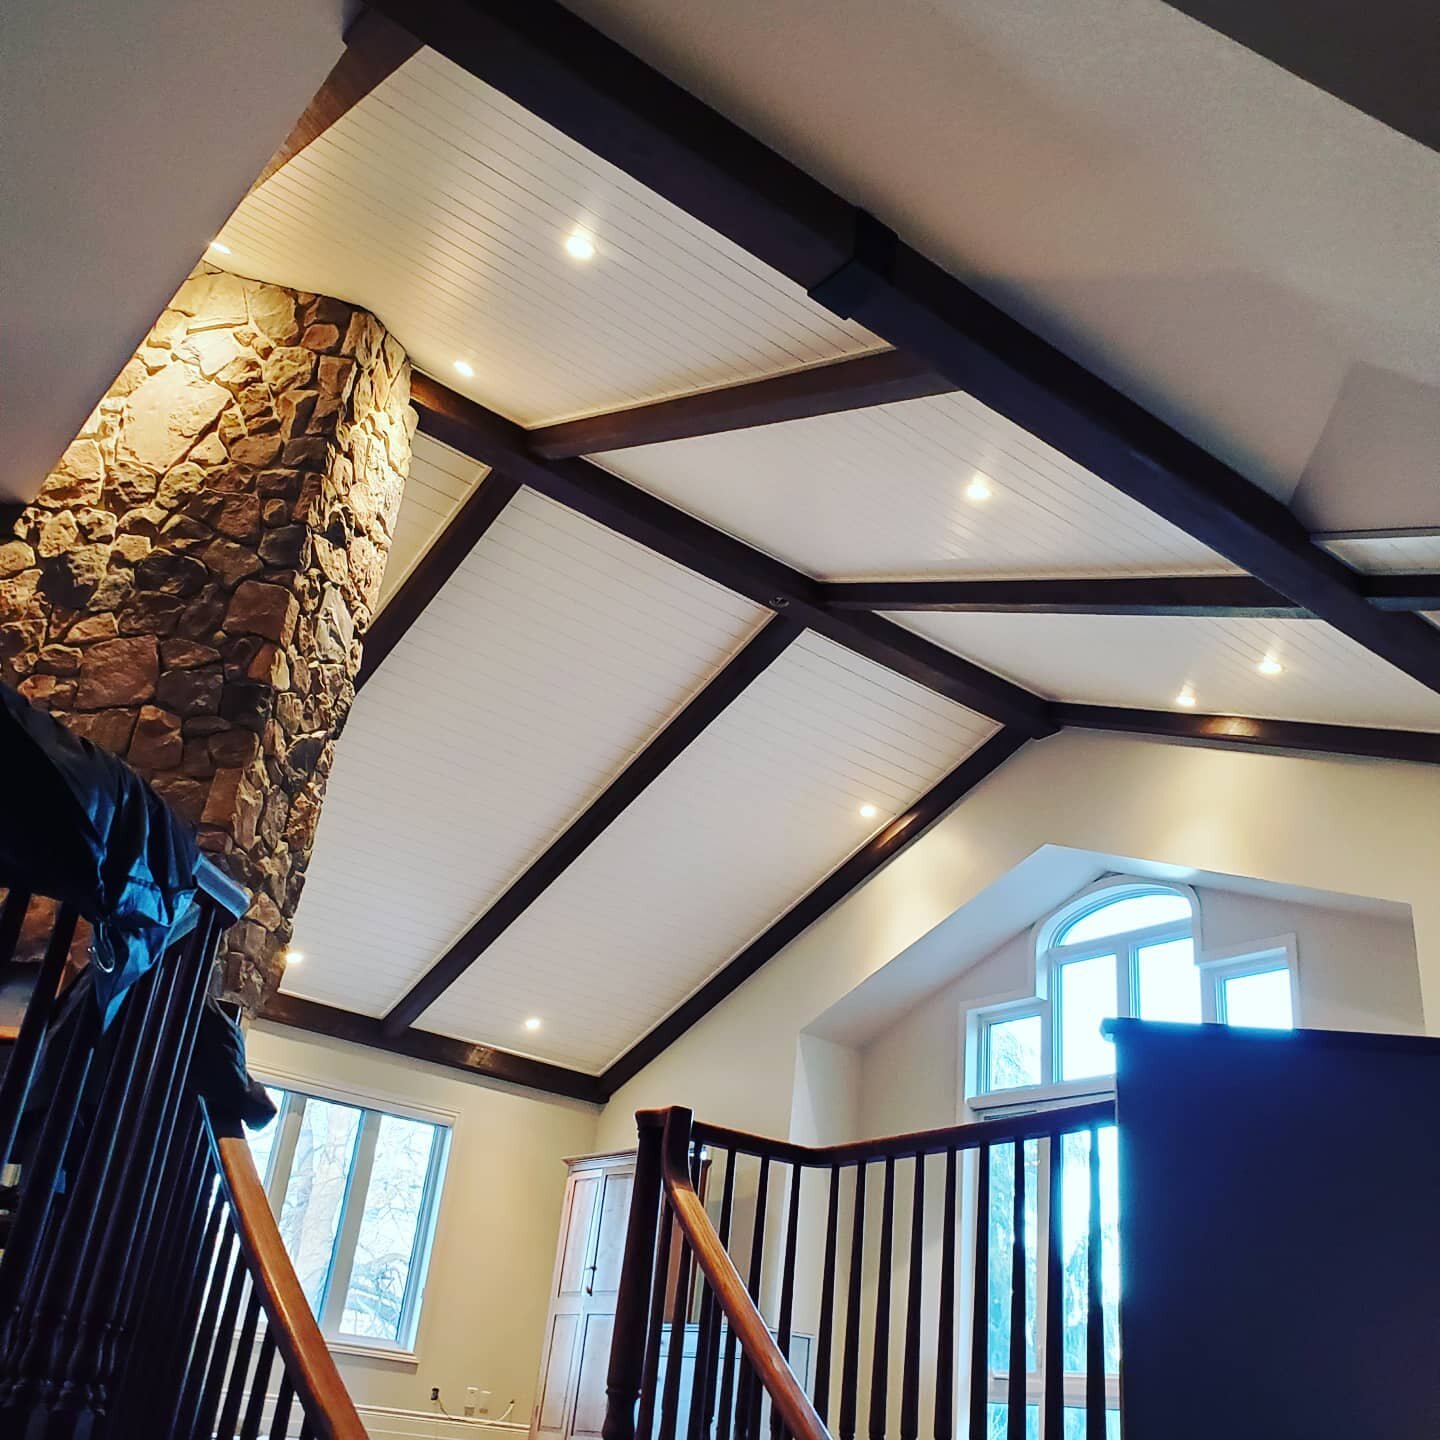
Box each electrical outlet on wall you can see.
[465,1386,479,1418]
[478,1387,493,1416]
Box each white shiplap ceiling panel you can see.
[419,633,999,1071]
[378,430,488,607]
[283,482,766,1018]
[1318,532,1440,575]
[214,48,883,427]
[895,612,1440,732]
[594,390,1238,581]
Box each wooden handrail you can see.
[691,1095,1115,1167]
[658,1108,830,1440]
[208,1110,368,1440]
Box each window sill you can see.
[327,1339,420,1366]
[967,1077,1115,1112]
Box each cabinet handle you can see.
[584,1262,597,1295]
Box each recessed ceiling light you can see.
[564,232,596,261]
[283,948,303,966]
[524,1016,542,1032]
[965,475,993,503]
[453,359,475,379]
[1175,688,1197,708]
[208,240,232,256]
[859,803,879,819]
[1257,655,1284,676]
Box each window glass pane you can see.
[1057,891,1190,946]
[986,1140,1039,1376]
[1223,968,1294,1030]
[983,1406,1119,1439]
[340,1114,442,1343]
[278,1098,363,1313]
[1060,1126,1120,1376]
[1057,955,1117,1081]
[986,1015,1043,1091]
[244,1086,286,1186]
[1136,938,1201,1024]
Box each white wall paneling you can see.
[1318,531,1440,575]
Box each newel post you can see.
[603,1108,673,1440]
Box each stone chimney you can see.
[0,264,414,1009]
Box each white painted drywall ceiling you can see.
[1,0,349,505]
[563,0,1440,530]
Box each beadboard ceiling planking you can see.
[1317,532,1440,575]
[212,46,883,428]
[418,632,999,1071]
[592,390,1239,581]
[377,431,488,607]
[283,486,766,1019]
[894,612,1440,732]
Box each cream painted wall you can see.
[596,731,1440,1151]
[246,1023,600,1420]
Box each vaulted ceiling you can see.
[198,1,1439,1098]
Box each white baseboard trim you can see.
[356,1405,528,1438]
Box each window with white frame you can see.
[969,883,1299,1432]
[245,1083,451,1354]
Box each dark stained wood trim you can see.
[260,993,604,1103]
[821,576,1307,617]
[1363,574,1440,612]
[601,727,1030,1091]
[1054,704,1440,765]
[381,615,806,1033]
[379,0,1440,700]
[253,10,420,189]
[526,350,948,458]
[412,375,1057,736]
[357,470,522,691]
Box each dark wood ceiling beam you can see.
[381,614,807,1034]
[525,349,949,458]
[380,0,1440,702]
[412,375,1056,736]
[357,472,521,690]
[261,993,604,1103]
[822,576,1308,617]
[601,726,1030,1091]
[254,11,420,189]
[1055,704,1440,765]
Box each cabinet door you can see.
[588,1170,634,1298]
[567,1312,616,1440]
[556,1171,602,1298]
[534,1313,580,1438]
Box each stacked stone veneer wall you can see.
[0,263,413,1009]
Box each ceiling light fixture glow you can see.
[965,475,993,503]
[565,232,596,261]
[208,240,232,255]
[524,1017,543,1031]
[283,949,303,966]
[453,359,475,379]
[858,803,879,819]
[1257,655,1284,676]
[1175,688,1197,708]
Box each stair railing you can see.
[604,1099,1117,1440]
[0,870,366,1438]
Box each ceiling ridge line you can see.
[380,612,806,1034]
[410,373,1058,737]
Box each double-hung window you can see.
[245,1083,451,1355]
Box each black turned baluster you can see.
[770,1161,803,1440]
[869,1157,896,1440]
[1043,1137,1064,1440]
[967,1145,991,1440]
[660,1149,699,1440]
[608,1113,666,1440]
[638,1195,676,1440]
[934,1149,957,1440]
[900,1153,925,1440]
[1007,1142,1027,1440]
[174,1221,239,1434]
[269,1372,295,1440]
[715,1155,743,1440]
[812,1164,841,1425]
[738,1155,771,1440]
[299,1415,317,1439]
[195,1224,251,1440]
[216,1287,264,1440]
[1085,1128,1105,1438]
[838,1162,866,1440]
[696,1150,735,1440]
[151,1149,221,1417]
[239,1327,277,1440]
[0,901,75,1168]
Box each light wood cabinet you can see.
[531,1151,635,1440]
